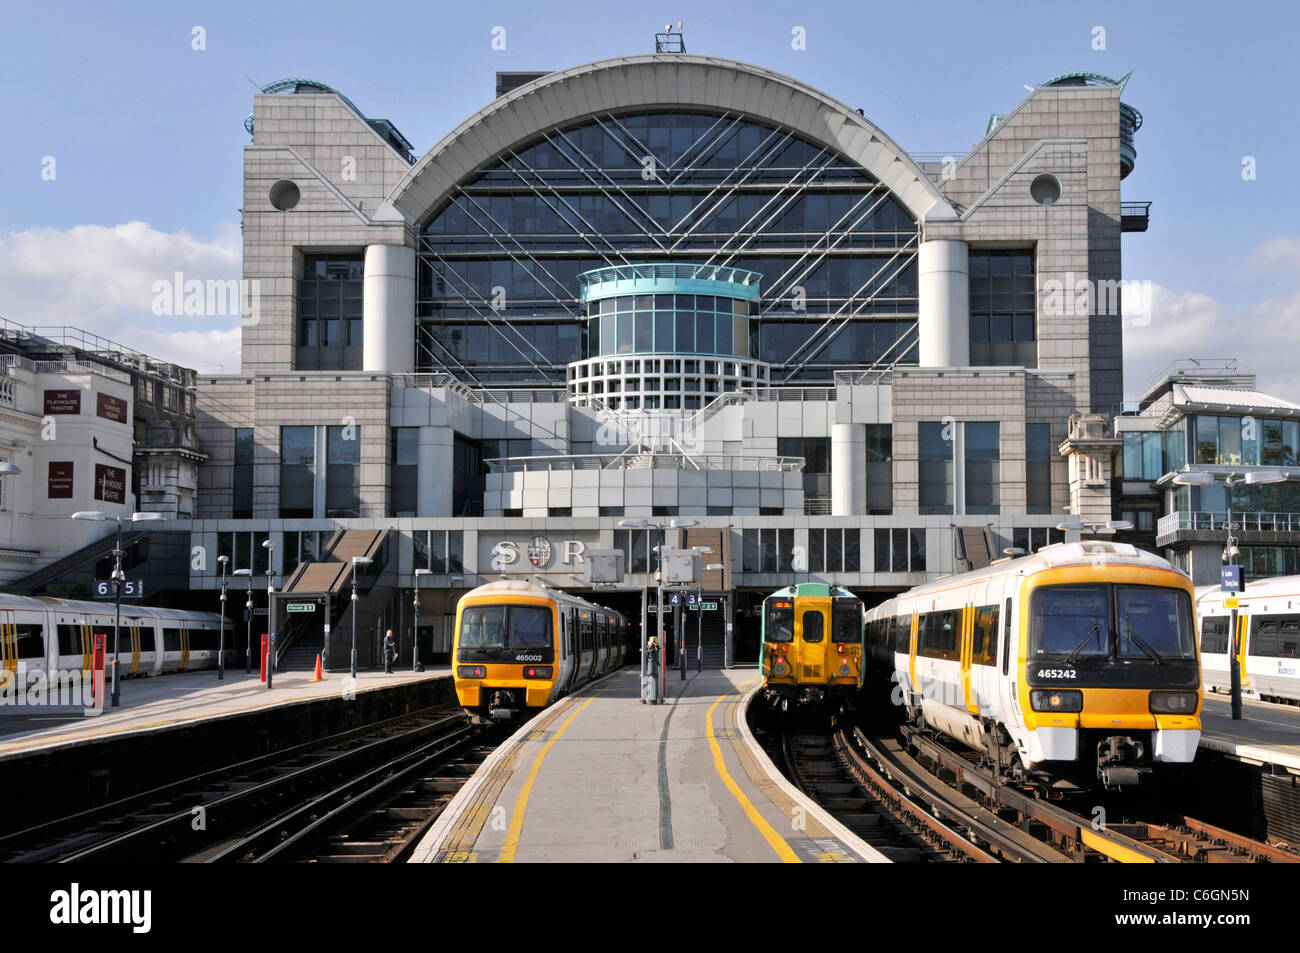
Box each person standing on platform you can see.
[383,629,396,674]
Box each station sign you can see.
[286,603,316,613]
[1220,564,1244,593]
[485,533,595,573]
[689,602,719,612]
[93,578,144,599]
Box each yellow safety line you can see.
[1080,828,1156,864]
[707,676,801,863]
[499,689,605,863]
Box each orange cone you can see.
[310,654,325,683]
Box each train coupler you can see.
[1097,735,1150,787]
[488,689,520,721]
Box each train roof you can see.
[1195,574,1300,608]
[766,584,860,600]
[0,593,223,622]
[872,541,1183,610]
[460,580,623,618]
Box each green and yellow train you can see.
[760,583,865,709]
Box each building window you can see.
[390,427,418,517]
[279,426,315,518]
[1262,419,1300,466]
[778,437,829,512]
[1012,527,1061,554]
[412,530,465,574]
[919,421,953,515]
[1026,423,1052,515]
[613,529,651,574]
[968,250,1035,367]
[1240,546,1300,579]
[806,528,861,573]
[866,424,892,514]
[1122,431,1165,481]
[217,531,270,573]
[453,433,486,517]
[325,425,361,518]
[286,530,328,568]
[298,253,364,371]
[743,528,796,573]
[964,421,1000,515]
[233,428,254,519]
[873,528,925,572]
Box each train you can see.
[1195,575,1300,705]
[760,584,866,709]
[0,594,230,691]
[452,581,633,722]
[865,540,1202,789]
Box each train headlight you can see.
[523,666,553,679]
[457,665,486,679]
[772,656,789,677]
[1149,691,1198,714]
[1030,689,1083,712]
[839,657,851,674]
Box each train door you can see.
[798,601,828,685]
[138,619,160,675]
[967,591,1000,717]
[997,587,1025,730]
[0,609,17,691]
[556,607,572,694]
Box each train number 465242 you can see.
[1036,667,1078,679]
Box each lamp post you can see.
[70,510,166,707]
[263,539,276,690]
[413,568,431,671]
[234,568,253,672]
[1172,468,1287,719]
[350,555,374,678]
[619,517,698,703]
[216,555,229,680]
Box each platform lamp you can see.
[619,517,698,703]
[413,568,432,671]
[350,555,374,678]
[234,568,253,673]
[1172,468,1288,719]
[262,539,276,689]
[216,555,229,680]
[70,510,166,707]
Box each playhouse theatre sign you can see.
[484,533,591,573]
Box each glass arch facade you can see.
[417,110,920,384]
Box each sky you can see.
[0,0,1296,398]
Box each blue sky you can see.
[0,0,1296,393]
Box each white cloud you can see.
[1124,282,1300,401]
[0,221,242,374]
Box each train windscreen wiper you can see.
[1122,614,1164,664]
[1064,617,1104,665]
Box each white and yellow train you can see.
[452,581,633,722]
[1196,575,1300,705]
[0,594,229,689]
[866,541,1202,788]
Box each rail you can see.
[485,451,804,473]
[1158,510,1300,537]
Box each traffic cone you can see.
[310,654,325,683]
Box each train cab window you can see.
[57,625,81,656]
[1200,616,1230,655]
[765,599,794,643]
[802,611,824,643]
[15,624,44,659]
[163,628,182,652]
[832,601,860,645]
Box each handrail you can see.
[1158,510,1300,536]
[485,452,805,473]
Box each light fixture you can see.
[1171,470,1213,486]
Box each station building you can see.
[138,55,1151,667]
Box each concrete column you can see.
[363,244,416,373]
[830,423,867,516]
[918,239,970,368]
[417,427,453,516]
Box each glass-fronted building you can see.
[178,57,1146,668]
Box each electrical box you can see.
[661,549,700,585]
[584,549,625,584]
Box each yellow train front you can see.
[453,580,629,722]
[760,584,865,709]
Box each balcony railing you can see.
[486,452,805,474]
[1158,510,1300,537]
[1121,201,1151,233]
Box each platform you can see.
[410,667,888,863]
[1199,694,1300,773]
[0,665,450,760]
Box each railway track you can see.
[898,724,1300,865]
[0,706,495,863]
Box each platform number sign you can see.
[93,578,143,599]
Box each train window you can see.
[920,611,956,658]
[189,629,216,651]
[1030,586,1108,657]
[163,628,182,652]
[971,605,999,666]
[895,615,911,654]
[57,625,81,656]
[1282,619,1300,657]
[832,601,860,645]
[802,610,824,643]
[15,624,44,659]
[139,628,156,653]
[1002,598,1012,674]
[1200,616,1230,655]
[1115,587,1196,660]
[765,599,794,643]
